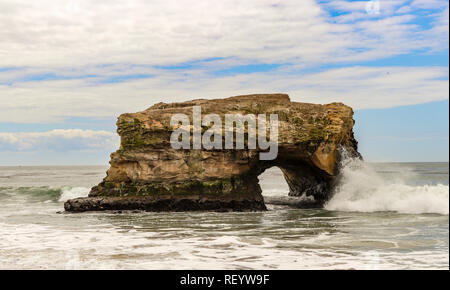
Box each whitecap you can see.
[325,153,449,215]
[58,187,90,202]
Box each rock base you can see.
[64,195,267,212]
[263,196,322,208]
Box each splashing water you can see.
[0,165,448,269]
[58,187,90,202]
[325,154,449,215]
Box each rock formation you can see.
[65,94,360,212]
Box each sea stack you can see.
[64,94,360,212]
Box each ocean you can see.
[0,159,448,269]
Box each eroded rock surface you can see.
[65,94,360,212]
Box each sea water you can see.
[0,160,448,269]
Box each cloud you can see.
[411,0,449,9]
[0,0,448,123]
[0,0,447,67]
[0,65,447,123]
[0,0,336,67]
[0,129,119,151]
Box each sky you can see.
[0,0,448,165]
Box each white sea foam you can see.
[0,165,447,270]
[325,154,449,215]
[58,187,90,202]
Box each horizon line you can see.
[1,161,449,167]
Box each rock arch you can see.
[65,94,360,212]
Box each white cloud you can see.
[326,0,408,15]
[0,129,119,151]
[411,0,449,9]
[0,0,447,67]
[0,65,447,123]
[0,0,334,67]
[287,66,449,108]
[396,5,413,14]
[0,0,448,123]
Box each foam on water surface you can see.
[0,164,448,269]
[325,157,449,215]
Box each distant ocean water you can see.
[0,161,448,269]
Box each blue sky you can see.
[355,99,449,161]
[0,0,448,165]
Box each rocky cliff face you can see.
[65,94,360,212]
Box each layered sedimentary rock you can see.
[65,94,360,212]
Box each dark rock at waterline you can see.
[64,195,267,212]
[263,196,322,208]
[64,94,360,212]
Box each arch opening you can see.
[258,166,289,198]
[255,160,334,208]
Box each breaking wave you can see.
[0,186,90,203]
[58,187,90,202]
[325,154,449,215]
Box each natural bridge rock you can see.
[65,94,360,212]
